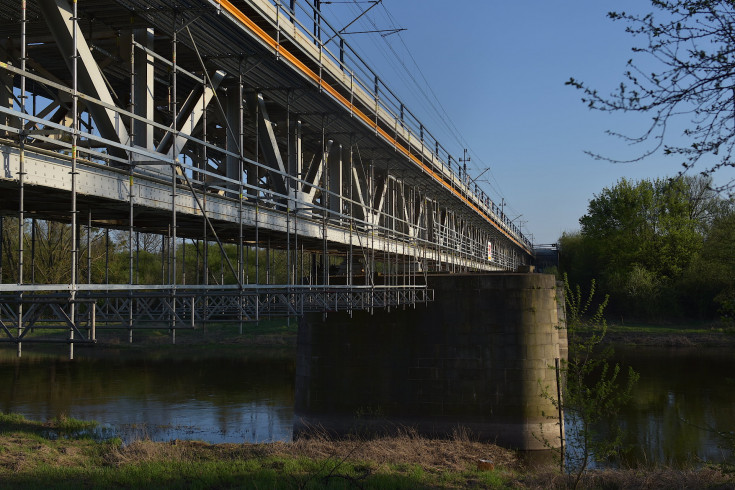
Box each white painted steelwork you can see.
[0,0,533,355]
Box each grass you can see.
[588,319,735,347]
[1,414,733,488]
[606,321,733,335]
[0,415,519,489]
[0,413,101,440]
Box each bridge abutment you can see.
[295,272,566,450]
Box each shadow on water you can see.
[0,350,296,444]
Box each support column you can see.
[295,273,566,450]
[288,118,303,207]
[225,85,241,191]
[0,41,16,136]
[132,28,155,151]
[328,143,343,217]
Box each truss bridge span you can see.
[0,0,533,356]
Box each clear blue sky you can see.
[319,0,733,244]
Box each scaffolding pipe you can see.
[69,0,79,361]
[128,32,136,343]
[17,0,27,358]
[30,218,35,284]
[238,67,244,335]
[87,210,91,284]
[171,15,178,344]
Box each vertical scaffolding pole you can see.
[321,124,328,288]
[170,16,178,344]
[69,0,79,360]
[286,96,291,297]
[17,0,27,358]
[392,178,396,286]
[254,93,260,324]
[128,31,135,343]
[105,228,109,285]
[161,230,166,283]
[266,237,271,284]
[202,71,209,334]
[255,200,259,323]
[238,67,244,334]
[0,216,3,283]
[30,219,35,284]
[348,140,353,291]
[87,210,91,283]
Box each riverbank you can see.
[0,319,299,361]
[5,317,733,361]
[0,414,731,489]
[604,321,735,347]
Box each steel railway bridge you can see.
[0,0,533,357]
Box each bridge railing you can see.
[246,0,531,250]
[0,63,521,273]
[0,0,530,273]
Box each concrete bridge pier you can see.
[294,273,566,450]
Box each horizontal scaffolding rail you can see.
[0,0,533,357]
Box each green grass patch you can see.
[0,412,109,442]
[0,449,512,489]
[0,413,518,489]
[52,414,99,436]
[0,413,731,489]
[606,321,735,335]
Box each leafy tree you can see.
[567,1,735,192]
[579,177,702,280]
[699,204,735,322]
[560,175,735,319]
[558,230,597,288]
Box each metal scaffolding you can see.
[0,0,532,357]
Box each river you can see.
[0,344,732,467]
[612,345,735,467]
[0,350,296,444]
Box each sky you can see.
[317,0,734,244]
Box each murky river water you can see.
[0,344,733,467]
[0,351,296,443]
[612,345,735,467]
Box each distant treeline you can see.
[559,176,735,323]
[0,221,301,287]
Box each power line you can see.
[327,1,518,215]
[376,4,517,210]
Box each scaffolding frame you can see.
[0,0,532,357]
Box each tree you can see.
[567,1,735,192]
[579,176,702,281]
[560,175,735,319]
[0,218,109,285]
[699,203,735,322]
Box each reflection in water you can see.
[0,353,295,444]
[605,346,735,467]
[0,345,733,467]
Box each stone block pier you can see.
[295,273,566,450]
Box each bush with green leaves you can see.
[539,275,639,489]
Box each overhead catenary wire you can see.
[330,0,518,216]
[377,4,515,210]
